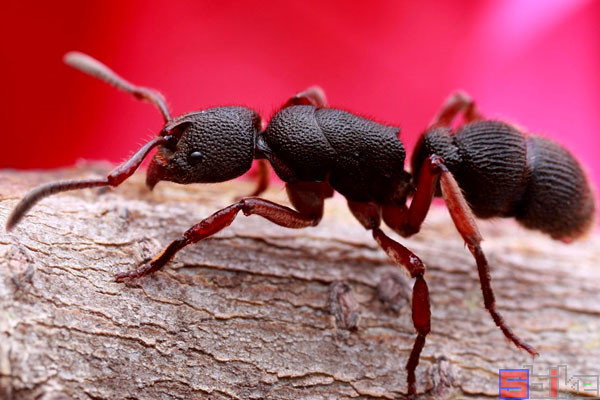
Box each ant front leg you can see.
[116,181,329,281]
[237,158,271,199]
[347,200,430,398]
[386,156,538,356]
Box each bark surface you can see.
[0,165,599,400]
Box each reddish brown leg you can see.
[347,200,430,398]
[237,159,271,200]
[116,181,328,281]
[386,156,538,357]
[430,90,482,129]
[438,166,538,356]
[282,85,328,109]
[383,155,442,237]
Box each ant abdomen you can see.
[412,120,596,241]
[516,135,595,240]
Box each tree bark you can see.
[0,164,599,400]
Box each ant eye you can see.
[189,151,203,164]
[163,134,178,150]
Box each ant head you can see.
[146,107,261,189]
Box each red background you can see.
[2,1,599,204]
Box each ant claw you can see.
[114,263,154,282]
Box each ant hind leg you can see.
[437,162,538,356]
[388,155,538,356]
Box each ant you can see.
[6,52,596,398]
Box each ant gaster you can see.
[6,52,596,398]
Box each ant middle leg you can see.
[116,181,330,281]
[282,85,328,109]
[430,90,483,128]
[347,200,431,398]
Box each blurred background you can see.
[2,0,599,201]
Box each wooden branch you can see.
[0,164,599,399]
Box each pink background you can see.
[2,1,599,204]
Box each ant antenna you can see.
[64,51,172,123]
[6,135,173,231]
[5,52,179,231]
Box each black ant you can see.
[6,52,596,398]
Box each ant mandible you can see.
[6,52,596,398]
